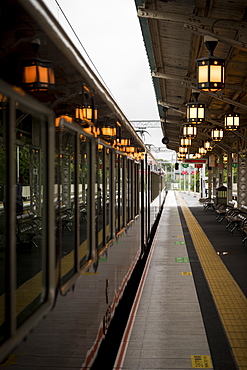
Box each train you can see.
[0,0,166,367]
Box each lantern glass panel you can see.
[198,106,205,119]
[86,107,92,120]
[24,65,37,83]
[198,65,208,83]
[211,128,223,141]
[210,64,222,82]
[38,65,48,83]
[188,105,197,118]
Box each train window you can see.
[134,163,140,217]
[96,144,103,249]
[116,154,124,233]
[0,96,7,344]
[115,154,119,233]
[0,82,55,362]
[59,128,76,285]
[79,135,88,267]
[127,159,133,223]
[15,103,49,327]
[105,148,111,243]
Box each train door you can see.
[56,119,95,294]
[95,142,114,252]
[0,80,55,363]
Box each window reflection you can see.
[15,104,47,327]
[0,97,7,343]
[105,149,111,242]
[60,129,76,284]
[79,136,88,267]
[96,145,103,249]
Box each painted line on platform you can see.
[176,192,247,369]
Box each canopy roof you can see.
[135,0,247,157]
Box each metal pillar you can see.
[208,166,212,198]
[188,168,191,195]
[213,166,217,197]
[227,151,233,203]
[219,154,223,187]
[238,155,247,206]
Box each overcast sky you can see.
[42,0,175,160]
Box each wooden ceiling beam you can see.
[137,8,247,31]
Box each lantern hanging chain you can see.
[54,0,115,99]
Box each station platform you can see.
[114,190,247,370]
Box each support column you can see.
[227,151,232,203]
[213,165,217,197]
[219,153,223,187]
[194,170,196,196]
[201,164,206,198]
[238,155,247,206]
[188,168,191,195]
[208,166,212,198]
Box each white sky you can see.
[42,0,175,161]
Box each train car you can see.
[0,0,166,368]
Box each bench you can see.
[225,205,247,234]
[240,205,247,244]
[60,205,74,231]
[215,201,235,223]
[79,202,87,221]
[203,197,216,211]
[16,212,42,249]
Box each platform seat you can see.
[203,197,216,211]
[215,201,235,223]
[225,205,247,234]
[17,212,42,249]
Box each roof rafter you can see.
[137,7,247,31]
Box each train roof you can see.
[0,0,152,156]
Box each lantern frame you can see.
[196,37,225,92]
[23,57,55,91]
[75,104,93,123]
[179,146,188,154]
[204,140,213,151]
[224,112,240,131]
[211,127,224,141]
[183,124,197,138]
[186,92,205,124]
[180,136,191,147]
[198,147,207,156]
[101,126,117,138]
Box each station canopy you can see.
[134,0,247,158]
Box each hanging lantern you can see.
[118,139,130,146]
[183,124,197,138]
[22,39,55,91]
[180,136,191,147]
[179,146,188,154]
[198,147,207,156]
[193,153,202,159]
[75,103,93,123]
[224,112,240,131]
[101,126,117,137]
[204,140,213,151]
[125,146,136,153]
[196,36,225,92]
[211,127,224,141]
[75,85,98,124]
[186,91,205,124]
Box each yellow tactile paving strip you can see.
[176,192,247,370]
